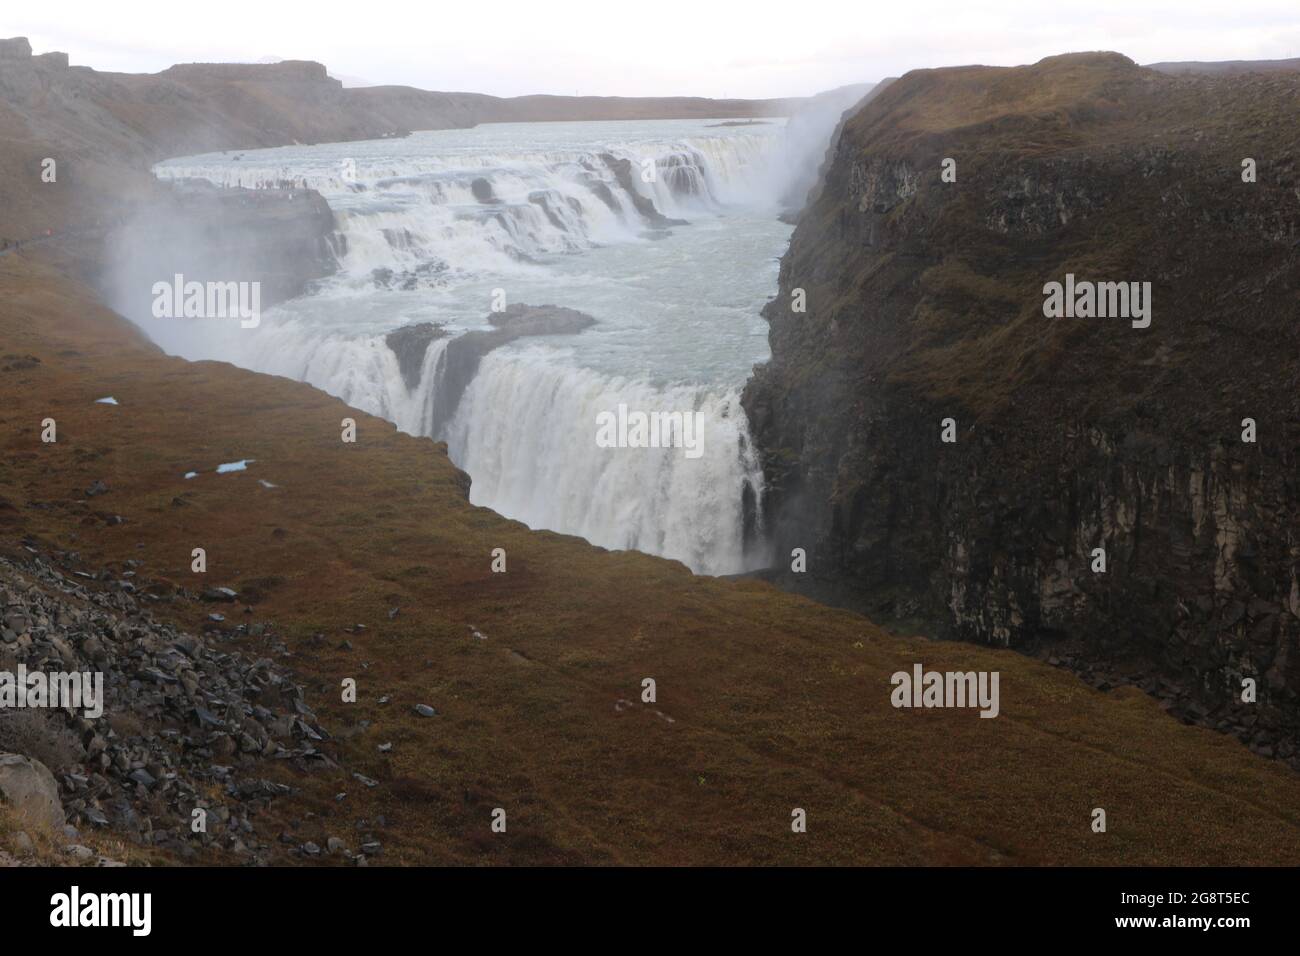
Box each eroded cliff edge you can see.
[744,53,1300,759]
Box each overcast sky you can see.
[8,0,1298,99]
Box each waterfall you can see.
[446,350,764,575]
[145,122,785,575]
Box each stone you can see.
[128,768,156,789]
[0,548,335,866]
[0,753,66,831]
[12,830,34,856]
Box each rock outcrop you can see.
[385,322,449,390]
[97,180,337,321]
[744,53,1300,759]
[598,154,688,228]
[420,304,597,438]
[0,753,65,831]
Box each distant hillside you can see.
[1147,56,1300,74]
[0,37,799,238]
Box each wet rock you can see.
[597,153,688,227]
[384,322,448,390]
[470,177,500,204]
[427,304,597,437]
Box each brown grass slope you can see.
[3,251,1300,864]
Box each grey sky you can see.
[8,0,1298,98]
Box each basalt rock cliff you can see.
[744,53,1300,758]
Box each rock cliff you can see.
[744,53,1300,759]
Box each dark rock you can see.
[427,304,596,438]
[470,177,500,204]
[384,322,448,390]
[597,153,688,227]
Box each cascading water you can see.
[146,119,792,575]
[445,349,762,573]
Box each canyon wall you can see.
[744,53,1300,758]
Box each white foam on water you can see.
[141,120,796,575]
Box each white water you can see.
[148,119,792,574]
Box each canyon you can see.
[3,38,1300,867]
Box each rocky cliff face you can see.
[97,180,338,323]
[744,53,1300,759]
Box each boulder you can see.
[0,753,66,831]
